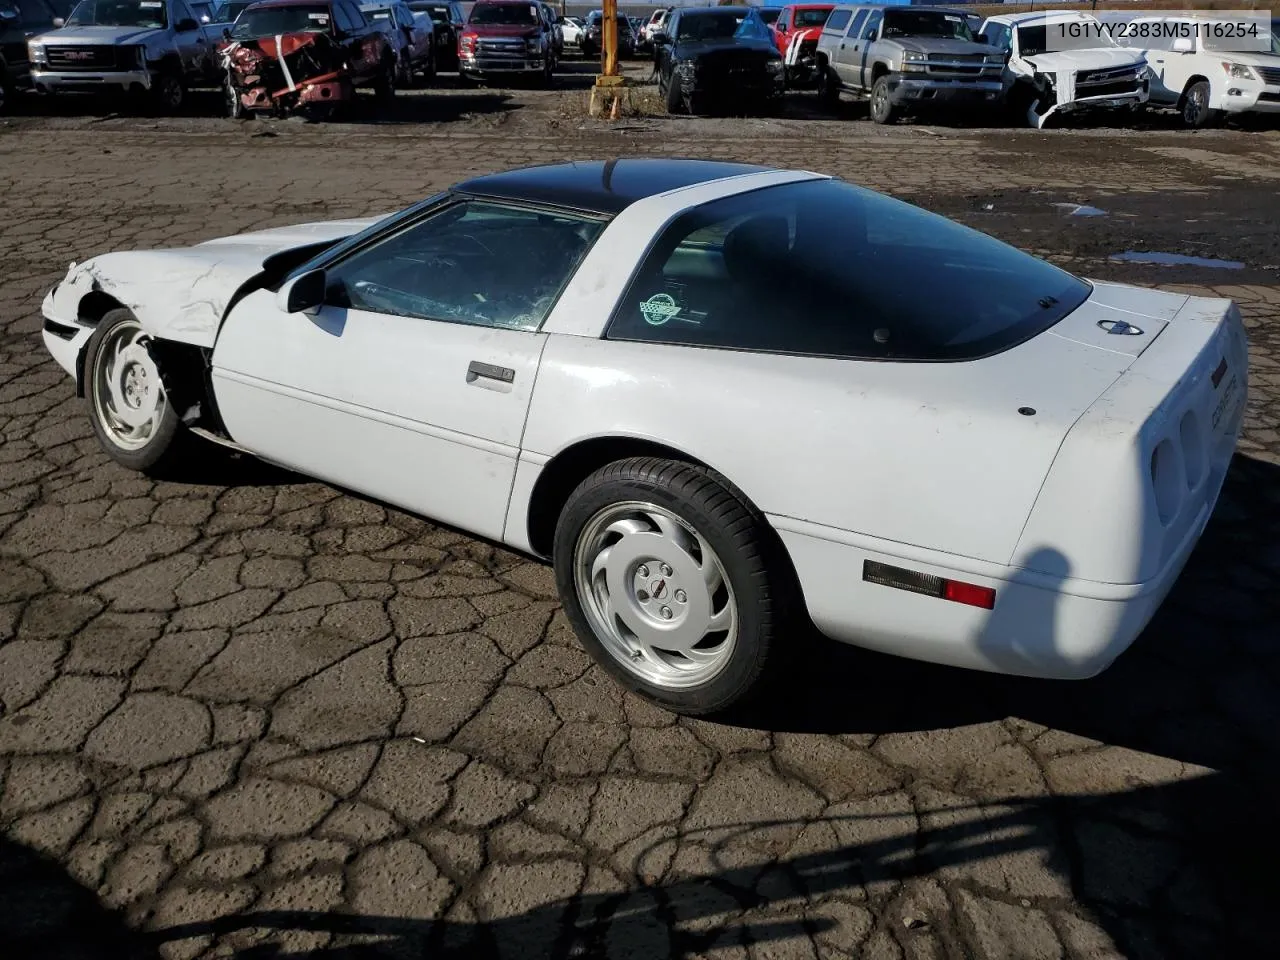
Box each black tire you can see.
[152,71,185,114]
[83,309,186,475]
[553,457,796,715]
[664,72,685,114]
[397,51,414,88]
[869,73,896,124]
[1181,80,1216,129]
[818,62,840,105]
[538,55,553,88]
[374,61,396,103]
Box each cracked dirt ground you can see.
[1,85,1280,960]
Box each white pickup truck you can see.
[1123,14,1280,127]
[27,0,220,112]
[978,10,1150,128]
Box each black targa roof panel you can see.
[451,159,776,216]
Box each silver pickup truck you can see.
[27,0,219,112]
[816,4,1004,123]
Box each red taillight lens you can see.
[942,580,996,610]
[863,560,996,610]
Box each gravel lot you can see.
[2,65,1280,960]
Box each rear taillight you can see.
[863,560,996,610]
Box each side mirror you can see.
[52,16,65,26]
[277,269,327,315]
[1172,37,1193,53]
[222,26,231,40]
[176,17,199,31]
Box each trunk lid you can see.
[1044,280,1188,359]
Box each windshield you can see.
[66,0,168,27]
[794,9,830,29]
[213,0,249,19]
[468,2,536,25]
[231,4,332,37]
[883,9,973,41]
[608,178,1091,362]
[1017,20,1117,55]
[677,11,749,42]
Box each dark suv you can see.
[654,5,783,115]
[0,0,70,111]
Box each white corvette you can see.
[40,159,1248,714]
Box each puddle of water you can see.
[1052,202,1107,217]
[1109,251,1245,270]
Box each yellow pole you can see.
[602,0,618,77]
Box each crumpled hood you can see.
[33,24,167,45]
[1025,47,1145,74]
[895,37,997,58]
[44,216,387,349]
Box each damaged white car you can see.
[979,10,1150,127]
[40,159,1247,715]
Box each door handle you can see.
[466,360,515,384]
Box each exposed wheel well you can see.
[72,292,128,395]
[77,290,126,325]
[525,437,711,558]
[871,61,889,81]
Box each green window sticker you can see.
[640,293,680,326]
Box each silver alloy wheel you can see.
[573,500,738,690]
[90,319,168,451]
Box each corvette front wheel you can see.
[84,309,184,474]
[554,457,794,716]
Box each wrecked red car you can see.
[220,0,396,118]
[770,3,833,88]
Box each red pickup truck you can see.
[770,3,832,88]
[457,0,557,86]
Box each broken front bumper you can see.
[236,72,353,112]
[30,67,151,93]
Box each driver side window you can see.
[323,200,606,332]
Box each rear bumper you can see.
[30,67,151,92]
[775,502,1215,680]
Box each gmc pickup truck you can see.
[27,0,220,112]
[815,3,1004,124]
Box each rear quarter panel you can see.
[521,331,1130,566]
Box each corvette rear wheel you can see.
[554,457,792,715]
[85,309,184,474]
